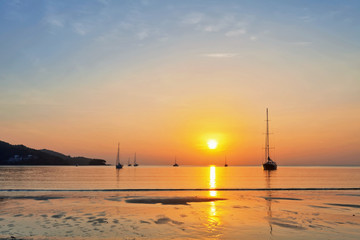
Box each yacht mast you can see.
[117,143,120,165]
[265,108,270,162]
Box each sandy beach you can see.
[0,189,359,239]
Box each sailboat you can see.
[133,153,138,167]
[115,143,123,169]
[263,108,277,170]
[127,157,132,166]
[224,156,228,167]
[173,156,179,167]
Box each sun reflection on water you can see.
[210,201,216,216]
[207,166,221,236]
[209,165,217,197]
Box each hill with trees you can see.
[0,140,106,165]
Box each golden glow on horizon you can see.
[207,139,218,150]
[209,165,217,197]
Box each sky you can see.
[0,0,359,166]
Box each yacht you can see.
[173,156,179,167]
[133,153,138,167]
[263,108,277,170]
[115,143,123,169]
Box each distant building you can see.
[7,154,33,163]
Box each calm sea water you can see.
[0,166,359,190]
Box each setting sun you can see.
[207,139,218,149]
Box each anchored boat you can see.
[263,108,277,170]
[115,143,123,169]
[173,156,179,167]
[133,153,138,167]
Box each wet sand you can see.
[0,190,359,239]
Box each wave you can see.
[0,187,359,192]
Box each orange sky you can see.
[1,1,359,165]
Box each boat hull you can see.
[263,162,277,170]
[116,164,123,169]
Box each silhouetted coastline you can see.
[0,140,106,165]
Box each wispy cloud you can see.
[97,0,111,5]
[181,12,250,39]
[43,1,66,31]
[225,28,246,37]
[203,25,221,32]
[203,53,237,58]
[291,41,312,46]
[137,29,149,40]
[44,15,65,28]
[202,15,236,33]
[182,12,204,25]
[250,36,257,41]
[72,22,90,36]
[299,16,313,22]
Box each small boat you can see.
[133,153,138,167]
[115,143,123,169]
[263,108,277,170]
[173,156,179,167]
[224,156,228,167]
[127,157,132,167]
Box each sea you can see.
[0,166,359,239]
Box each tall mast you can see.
[265,108,270,162]
[117,143,120,165]
[134,152,136,164]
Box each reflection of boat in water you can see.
[127,157,132,166]
[133,153,138,167]
[224,156,228,167]
[263,108,277,170]
[265,170,273,235]
[173,156,179,167]
[115,143,123,169]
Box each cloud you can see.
[299,16,313,22]
[225,28,246,37]
[97,0,111,5]
[44,15,65,28]
[182,12,204,25]
[291,41,312,46]
[137,30,149,40]
[203,53,237,58]
[72,22,90,35]
[203,25,221,32]
[202,15,236,32]
[181,12,251,40]
[250,36,257,41]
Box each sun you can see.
[207,139,218,149]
